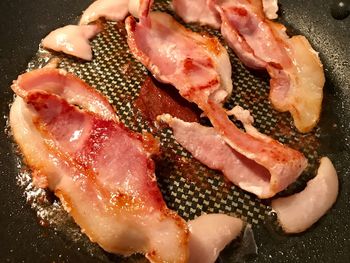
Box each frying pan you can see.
[0,0,349,262]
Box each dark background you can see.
[0,0,349,262]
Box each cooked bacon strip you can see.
[268,32,325,132]
[159,113,305,198]
[126,11,233,105]
[219,1,324,132]
[79,0,129,25]
[10,69,189,262]
[272,157,338,233]
[188,214,243,263]
[11,68,117,121]
[172,0,221,29]
[42,24,101,60]
[218,2,269,69]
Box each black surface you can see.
[0,1,94,262]
[0,0,349,262]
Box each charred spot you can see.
[183,79,220,99]
[268,61,283,70]
[183,58,196,72]
[142,132,160,155]
[231,7,248,16]
[126,16,137,32]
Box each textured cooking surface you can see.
[1,0,349,262]
[21,0,324,258]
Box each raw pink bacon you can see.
[272,157,338,233]
[188,214,243,263]
[172,0,277,26]
[159,114,270,197]
[9,69,189,262]
[79,0,129,25]
[126,12,307,198]
[218,0,284,69]
[42,24,101,60]
[159,112,306,198]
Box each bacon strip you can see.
[272,157,338,233]
[218,1,324,132]
[159,113,306,198]
[42,24,101,61]
[172,0,277,25]
[126,11,233,104]
[79,0,129,25]
[11,68,118,121]
[10,69,189,262]
[188,214,243,263]
[202,102,307,197]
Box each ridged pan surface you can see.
[0,0,349,262]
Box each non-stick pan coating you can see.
[0,0,349,262]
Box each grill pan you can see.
[0,0,349,262]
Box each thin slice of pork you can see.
[11,68,118,121]
[188,214,243,263]
[272,157,338,233]
[159,113,304,198]
[126,11,233,104]
[127,11,307,198]
[218,0,324,132]
[79,0,129,25]
[171,0,278,25]
[172,0,221,29]
[42,24,101,60]
[10,69,189,262]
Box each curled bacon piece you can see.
[159,112,306,198]
[272,157,338,233]
[262,0,278,19]
[42,24,101,60]
[10,69,189,262]
[188,214,243,263]
[79,0,129,25]
[11,68,118,121]
[219,1,324,132]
